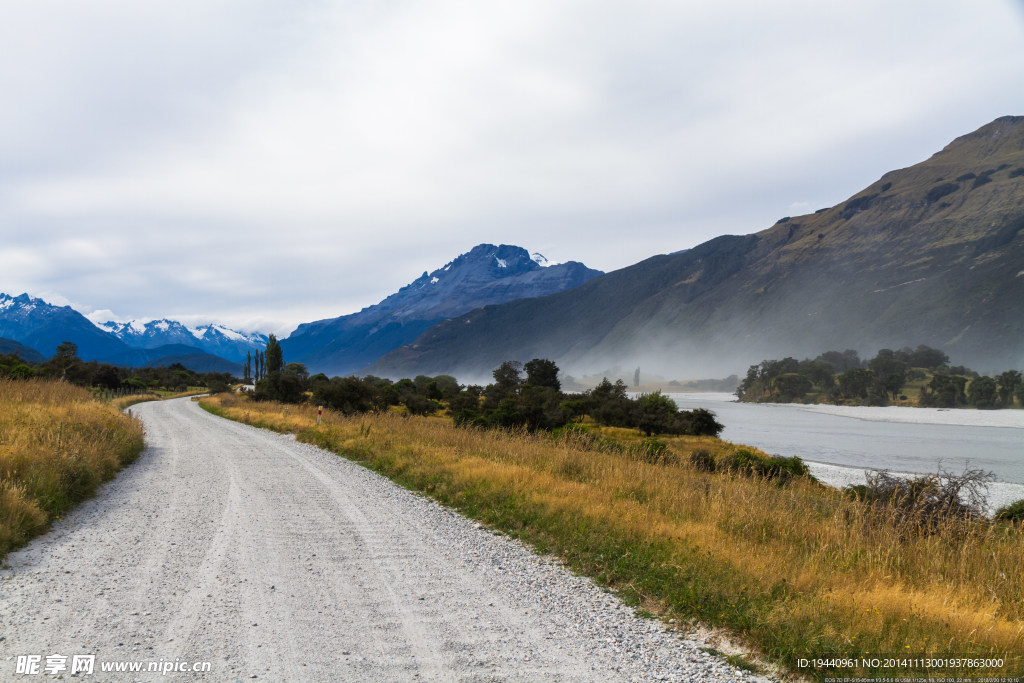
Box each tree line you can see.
[252,355,724,437]
[736,345,1023,409]
[0,342,236,393]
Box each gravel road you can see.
[1,398,773,681]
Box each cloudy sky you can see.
[3,1,1024,335]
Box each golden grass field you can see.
[0,379,144,560]
[201,393,1023,678]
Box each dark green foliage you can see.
[313,376,383,414]
[1010,167,1024,178]
[956,172,977,182]
[840,193,878,219]
[919,373,968,408]
[925,182,959,203]
[637,391,680,436]
[994,499,1024,523]
[587,378,635,428]
[967,376,998,409]
[264,334,284,374]
[0,353,38,379]
[689,449,716,472]
[524,358,561,391]
[253,362,308,404]
[996,370,1022,407]
[835,368,873,401]
[723,448,809,483]
[879,182,892,192]
[625,438,670,464]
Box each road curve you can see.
[1,397,767,681]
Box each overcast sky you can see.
[3,1,1024,335]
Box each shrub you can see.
[857,467,994,533]
[1009,167,1024,178]
[994,499,1024,523]
[925,182,959,203]
[689,449,716,472]
[724,448,809,482]
[626,438,670,464]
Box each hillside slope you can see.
[368,116,1024,380]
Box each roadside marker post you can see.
[317,406,322,425]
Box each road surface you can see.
[0,397,767,681]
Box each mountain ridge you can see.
[366,116,1024,380]
[281,243,602,376]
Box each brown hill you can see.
[368,117,1024,380]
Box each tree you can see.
[967,376,998,409]
[920,374,968,408]
[637,391,679,436]
[996,370,1023,407]
[244,351,252,383]
[835,368,873,401]
[524,358,561,391]
[485,360,523,409]
[868,349,907,401]
[265,335,284,374]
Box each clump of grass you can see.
[201,393,1024,677]
[0,379,145,560]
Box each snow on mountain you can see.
[0,293,129,360]
[281,243,603,376]
[100,318,267,362]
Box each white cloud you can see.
[2,0,1023,330]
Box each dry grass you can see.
[202,394,1024,677]
[0,379,145,560]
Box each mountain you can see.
[0,337,46,363]
[0,293,130,360]
[98,319,266,362]
[367,116,1024,380]
[281,244,602,376]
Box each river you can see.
[665,393,1024,512]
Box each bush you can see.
[626,438,670,464]
[925,182,959,203]
[1009,167,1024,178]
[689,449,716,472]
[855,467,994,533]
[723,448,809,482]
[994,499,1024,523]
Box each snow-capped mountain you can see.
[281,244,602,376]
[0,292,266,367]
[97,319,267,362]
[0,293,129,360]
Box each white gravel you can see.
[0,397,773,682]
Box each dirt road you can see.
[0,398,765,681]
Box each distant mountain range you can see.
[0,244,601,376]
[366,116,1024,380]
[0,293,261,373]
[96,319,267,362]
[281,244,602,376]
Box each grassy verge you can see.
[201,394,1024,679]
[0,379,145,561]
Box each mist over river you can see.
[666,393,1024,512]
